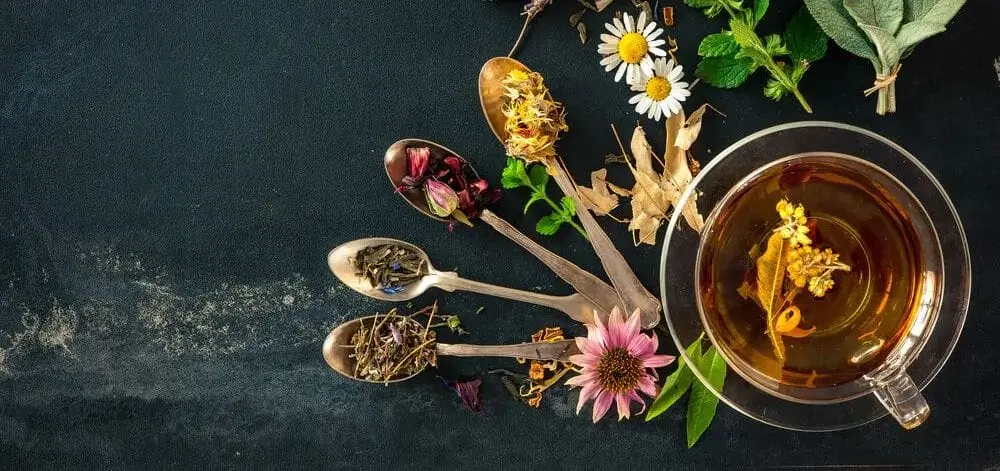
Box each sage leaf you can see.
[895,19,947,51]
[903,0,967,26]
[803,0,878,61]
[858,23,901,70]
[843,0,904,34]
[646,337,704,421]
[784,6,829,62]
[686,347,727,448]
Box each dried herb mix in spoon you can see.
[396,146,502,226]
[351,243,428,294]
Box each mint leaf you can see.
[844,0,904,34]
[803,0,878,61]
[698,33,740,57]
[696,55,755,88]
[752,0,769,24]
[501,157,529,189]
[559,196,576,218]
[646,338,704,421]
[684,0,743,19]
[764,34,789,56]
[784,6,829,62]
[686,347,728,448]
[729,19,770,66]
[535,214,564,235]
[527,164,549,188]
[523,191,546,214]
[763,77,789,100]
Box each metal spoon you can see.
[477,56,662,329]
[322,315,578,384]
[385,137,623,318]
[328,237,598,324]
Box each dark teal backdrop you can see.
[1,0,998,468]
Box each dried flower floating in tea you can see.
[397,146,502,225]
[351,243,428,294]
[746,199,852,361]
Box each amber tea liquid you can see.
[697,154,932,390]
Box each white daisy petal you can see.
[649,103,659,120]
[613,18,625,36]
[636,97,652,114]
[629,93,644,105]
[668,67,684,81]
[601,54,622,68]
[615,62,628,82]
[640,57,655,76]
[674,88,691,100]
[636,12,646,32]
[673,81,690,91]
[643,21,657,36]
[648,47,667,57]
[598,44,618,54]
[625,13,634,33]
[605,22,622,36]
[660,100,672,117]
[646,28,664,41]
[667,97,682,114]
[666,58,676,70]
[600,34,619,45]
[648,39,667,47]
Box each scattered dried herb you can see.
[501,157,588,238]
[492,327,576,408]
[509,0,554,57]
[687,1,828,112]
[804,0,965,115]
[397,147,502,225]
[663,6,675,25]
[441,377,483,412]
[351,243,428,294]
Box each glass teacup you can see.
[660,122,970,431]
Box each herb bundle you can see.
[687,0,828,112]
[804,0,966,115]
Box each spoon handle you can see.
[480,208,623,318]
[433,273,595,324]
[549,161,662,329]
[437,339,577,361]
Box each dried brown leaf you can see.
[663,108,684,178]
[630,126,655,177]
[577,22,587,44]
[675,104,709,151]
[576,169,619,215]
[595,0,614,12]
[756,233,790,362]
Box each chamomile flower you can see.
[598,12,667,84]
[628,58,690,121]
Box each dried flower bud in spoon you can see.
[396,146,502,226]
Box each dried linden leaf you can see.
[675,104,709,151]
[576,169,620,215]
[756,232,790,361]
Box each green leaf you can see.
[500,157,529,189]
[535,214,564,236]
[752,0,769,24]
[895,19,946,51]
[686,347,728,448]
[784,6,829,62]
[646,338,704,421]
[559,196,576,218]
[523,191,546,214]
[527,164,549,188]
[803,0,878,61]
[858,22,901,69]
[696,55,755,88]
[763,77,789,100]
[698,33,740,57]
[763,34,788,56]
[729,18,770,65]
[684,0,743,19]
[903,0,966,26]
[844,0,904,34]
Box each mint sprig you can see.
[688,1,828,112]
[501,158,588,239]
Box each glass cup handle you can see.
[872,368,930,430]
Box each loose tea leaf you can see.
[686,346,727,448]
[351,243,428,294]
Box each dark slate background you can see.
[1,0,998,468]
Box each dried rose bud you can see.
[406,147,430,179]
[423,180,459,217]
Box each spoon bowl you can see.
[327,237,437,302]
[384,138,457,223]
[478,56,530,144]
[322,315,421,384]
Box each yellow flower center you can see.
[645,77,672,101]
[617,33,649,64]
[597,347,642,393]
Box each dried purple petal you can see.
[443,378,482,412]
[389,323,403,345]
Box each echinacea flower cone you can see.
[566,307,675,422]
